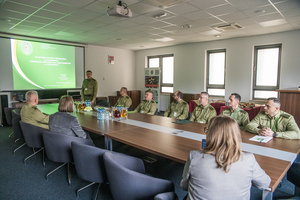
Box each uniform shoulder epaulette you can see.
[150,99,155,103]
[281,112,291,118]
[208,105,215,111]
[182,101,188,105]
[125,95,129,98]
[239,109,247,114]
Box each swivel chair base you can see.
[24,147,45,166]
[46,162,71,185]
[76,182,101,200]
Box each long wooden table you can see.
[38,104,300,200]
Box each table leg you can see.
[262,190,273,200]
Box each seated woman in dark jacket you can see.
[49,95,86,139]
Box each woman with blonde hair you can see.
[181,115,270,200]
[49,95,86,138]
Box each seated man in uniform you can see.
[221,93,249,130]
[164,91,188,119]
[20,91,49,129]
[133,90,157,115]
[189,92,216,124]
[114,87,132,109]
[246,97,300,139]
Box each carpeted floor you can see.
[0,124,297,200]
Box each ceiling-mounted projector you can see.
[107,1,132,18]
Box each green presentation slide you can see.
[11,39,76,90]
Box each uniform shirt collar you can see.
[268,110,281,120]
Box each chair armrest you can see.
[154,191,178,200]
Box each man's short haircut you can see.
[146,90,153,95]
[58,95,74,112]
[267,97,281,107]
[201,92,209,98]
[176,91,183,99]
[86,70,92,73]
[231,93,241,102]
[25,91,38,102]
[121,87,128,93]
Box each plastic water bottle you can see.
[101,108,106,121]
[97,107,102,120]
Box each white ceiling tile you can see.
[43,2,78,14]
[148,28,170,35]
[9,0,52,8]
[60,15,89,23]
[149,20,172,28]
[162,16,190,25]
[71,9,102,20]
[274,0,300,12]
[234,18,257,26]
[83,1,111,14]
[242,5,278,18]
[285,15,300,23]
[165,3,199,15]
[113,20,139,27]
[2,1,39,14]
[253,13,284,23]
[101,24,123,31]
[227,0,271,11]
[26,16,56,24]
[129,15,155,24]
[129,2,162,15]
[116,28,141,34]
[49,20,75,27]
[34,10,66,19]
[205,3,239,16]
[131,24,152,31]
[93,14,125,24]
[0,9,28,20]
[82,20,108,28]
[53,0,95,8]
[188,0,228,10]
[195,17,224,26]
[182,10,211,21]
[281,8,300,18]
[98,0,140,6]
[218,11,248,22]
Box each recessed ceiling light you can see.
[254,9,265,14]
[154,37,174,42]
[259,19,287,27]
[215,35,220,38]
[182,24,192,28]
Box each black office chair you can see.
[11,109,26,155]
[4,107,14,137]
[287,162,300,196]
[154,108,159,115]
[19,121,47,166]
[128,104,133,111]
[42,131,94,185]
[103,151,177,200]
[96,100,110,107]
[71,142,108,199]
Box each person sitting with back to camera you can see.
[181,115,270,200]
[49,95,87,139]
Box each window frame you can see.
[206,49,226,97]
[253,44,282,100]
[147,54,174,93]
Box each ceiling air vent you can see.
[213,23,243,32]
[140,0,189,8]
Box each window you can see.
[148,54,174,93]
[253,44,281,99]
[206,49,226,96]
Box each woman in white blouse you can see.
[181,115,271,200]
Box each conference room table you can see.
[38,103,300,200]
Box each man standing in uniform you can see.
[221,93,249,130]
[81,70,98,106]
[114,87,132,109]
[134,90,157,115]
[189,92,216,124]
[164,91,189,119]
[246,97,300,139]
[20,91,49,129]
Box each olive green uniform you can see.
[20,103,49,129]
[164,99,189,119]
[134,100,157,115]
[115,95,132,108]
[81,78,98,104]
[190,104,217,124]
[221,107,250,130]
[245,111,300,139]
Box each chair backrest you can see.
[96,100,110,107]
[4,107,14,126]
[12,117,24,139]
[154,108,159,115]
[71,142,107,183]
[128,104,133,111]
[103,151,174,200]
[42,131,94,163]
[12,109,20,119]
[20,121,46,148]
